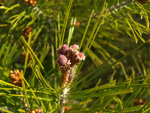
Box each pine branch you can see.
[92,0,135,18]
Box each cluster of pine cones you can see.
[56,44,85,85]
[24,0,37,6]
[31,108,43,113]
[9,70,22,86]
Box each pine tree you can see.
[0,0,150,113]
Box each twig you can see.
[84,0,135,20]
[58,67,75,113]
[59,87,70,113]
[19,91,30,112]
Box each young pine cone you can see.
[56,44,85,85]
[23,26,32,38]
[31,108,43,113]
[24,0,37,6]
[10,69,22,86]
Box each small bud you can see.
[39,108,43,113]
[70,44,79,51]
[10,74,15,80]
[31,110,35,113]
[9,70,14,74]
[134,98,146,105]
[57,44,69,55]
[14,76,19,81]
[57,55,68,66]
[78,52,85,60]
[33,1,37,4]
[23,26,32,38]
[75,21,81,28]
[35,108,38,112]
[29,0,33,4]
[26,26,32,32]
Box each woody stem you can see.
[59,67,75,113]
[20,91,30,112]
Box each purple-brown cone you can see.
[57,55,68,66]
[59,44,69,55]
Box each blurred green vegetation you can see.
[1,0,150,112]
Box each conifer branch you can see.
[107,0,135,12]
[91,0,135,18]
[57,44,85,113]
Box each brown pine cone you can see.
[23,26,32,38]
[10,70,22,86]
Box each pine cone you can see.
[24,0,37,6]
[23,26,32,38]
[10,70,22,86]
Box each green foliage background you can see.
[1,0,150,112]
